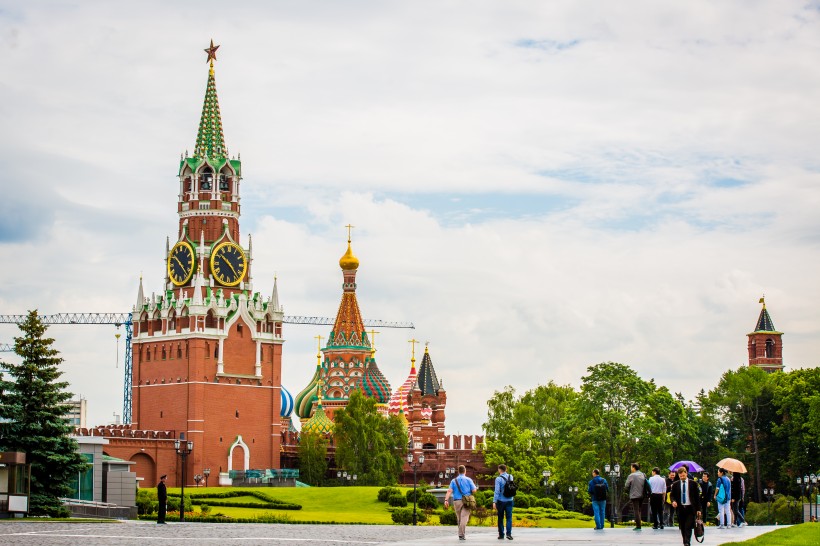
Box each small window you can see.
[219,175,229,191]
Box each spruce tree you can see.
[0,310,87,516]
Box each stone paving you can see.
[0,521,783,546]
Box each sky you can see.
[0,1,819,435]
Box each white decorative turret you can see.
[135,276,145,312]
[270,276,281,313]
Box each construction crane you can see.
[0,313,414,424]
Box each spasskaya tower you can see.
[129,41,285,486]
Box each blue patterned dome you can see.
[281,386,294,418]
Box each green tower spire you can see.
[193,40,227,160]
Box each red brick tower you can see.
[129,42,284,486]
[406,344,447,451]
[747,297,784,373]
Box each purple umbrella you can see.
[670,460,704,472]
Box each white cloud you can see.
[1,1,818,434]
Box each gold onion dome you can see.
[339,240,359,271]
[303,397,334,435]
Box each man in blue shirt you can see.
[493,464,515,540]
[587,469,609,530]
[444,465,477,541]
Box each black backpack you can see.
[593,481,608,501]
[502,475,518,497]
[643,476,652,499]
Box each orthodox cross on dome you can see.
[314,334,324,354]
[345,224,355,242]
[408,338,419,369]
[368,329,379,353]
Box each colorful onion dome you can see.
[339,240,359,271]
[280,386,294,418]
[303,397,334,435]
[388,361,417,416]
[294,365,320,420]
[362,357,392,404]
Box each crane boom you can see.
[0,312,414,423]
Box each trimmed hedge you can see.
[391,507,428,525]
[417,492,438,509]
[388,494,408,507]
[438,509,458,525]
[173,490,301,510]
[377,487,401,502]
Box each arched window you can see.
[205,310,217,329]
[200,167,213,191]
[219,173,229,191]
[168,310,176,331]
[765,339,775,358]
[161,346,167,360]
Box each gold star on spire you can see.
[204,39,220,72]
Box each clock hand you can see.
[223,258,240,278]
[173,254,186,269]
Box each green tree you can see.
[0,310,87,516]
[333,391,406,485]
[298,431,328,486]
[558,362,699,520]
[482,382,576,493]
[710,366,773,502]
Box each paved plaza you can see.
[0,521,784,545]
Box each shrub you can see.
[378,487,401,502]
[136,489,157,515]
[417,492,438,509]
[514,494,531,509]
[438,509,458,525]
[405,486,428,503]
[388,494,408,507]
[391,507,427,525]
[535,497,561,509]
[199,504,211,515]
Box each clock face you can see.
[168,242,196,286]
[210,242,247,286]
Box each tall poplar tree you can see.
[0,310,87,516]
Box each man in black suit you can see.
[157,474,168,524]
[671,467,701,546]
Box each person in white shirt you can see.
[648,467,667,529]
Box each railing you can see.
[60,498,136,519]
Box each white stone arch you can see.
[227,435,250,471]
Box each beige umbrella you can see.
[716,458,748,473]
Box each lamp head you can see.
[174,439,180,450]
[605,464,610,473]
[187,441,193,451]
[407,453,413,463]
[419,454,425,464]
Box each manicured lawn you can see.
[720,524,819,546]
[161,486,602,527]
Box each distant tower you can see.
[747,297,784,373]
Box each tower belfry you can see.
[747,297,784,373]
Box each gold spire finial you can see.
[314,335,324,365]
[424,341,430,354]
[204,39,220,74]
[408,338,419,370]
[759,295,766,308]
[339,225,360,270]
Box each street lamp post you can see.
[569,486,578,511]
[407,453,425,526]
[797,476,805,522]
[194,474,203,487]
[811,474,818,522]
[543,470,551,497]
[174,439,193,522]
[203,468,210,488]
[764,488,775,522]
[605,463,621,528]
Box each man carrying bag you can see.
[671,466,702,546]
[444,465,477,541]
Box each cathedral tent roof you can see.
[416,347,441,396]
[303,399,334,435]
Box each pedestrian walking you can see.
[698,471,713,522]
[625,463,647,530]
[731,472,746,527]
[715,468,732,528]
[156,474,167,524]
[493,464,515,540]
[588,469,609,530]
[648,467,667,529]
[444,465,477,541]
[671,466,702,546]
[665,470,678,527]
